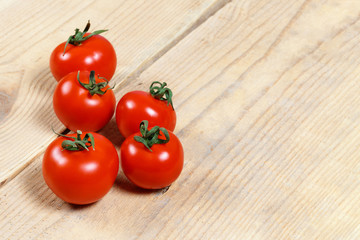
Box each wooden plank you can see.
[0,0,229,185]
[2,0,360,239]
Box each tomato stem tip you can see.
[149,81,174,110]
[63,20,108,55]
[52,128,95,151]
[134,120,170,151]
[77,70,112,96]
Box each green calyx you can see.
[63,20,108,55]
[78,71,113,96]
[134,120,170,152]
[53,129,95,151]
[149,81,174,110]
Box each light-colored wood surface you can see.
[0,0,227,185]
[1,0,360,239]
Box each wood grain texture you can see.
[2,0,360,239]
[0,0,229,185]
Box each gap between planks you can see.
[112,0,232,92]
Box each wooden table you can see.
[1,0,360,239]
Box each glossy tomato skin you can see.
[50,33,117,81]
[121,131,183,189]
[116,91,176,138]
[53,71,116,132]
[42,132,119,205]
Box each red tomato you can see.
[116,82,176,138]
[50,22,116,82]
[53,71,116,132]
[121,121,183,189]
[42,131,119,205]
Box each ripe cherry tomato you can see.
[50,21,116,81]
[121,121,183,189]
[42,131,119,205]
[116,81,176,138]
[53,70,116,132]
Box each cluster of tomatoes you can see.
[42,22,184,205]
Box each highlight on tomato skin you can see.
[49,21,117,82]
[42,131,119,205]
[120,121,184,190]
[52,71,116,132]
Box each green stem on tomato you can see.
[134,120,170,152]
[149,81,174,110]
[63,20,108,55]
[77,71,114,96]
[52,128,95,151]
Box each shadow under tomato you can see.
[98,117,125,149]
[115,173,170,195]
[68,201,98,210]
